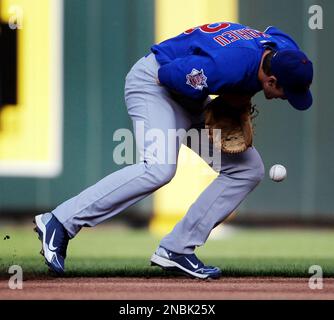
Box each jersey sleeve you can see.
[157,48,256,99]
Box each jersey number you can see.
[184,23,230,34]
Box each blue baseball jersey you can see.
[151,22,300,100]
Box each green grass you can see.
[0,224,333,278]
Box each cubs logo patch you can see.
[186,69,208,90]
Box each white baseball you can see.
[269,164,287,182]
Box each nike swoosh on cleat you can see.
[185,257,198,269]
[49,229,58,251]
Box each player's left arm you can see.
[157,55,218,99]
[157,48,256,100]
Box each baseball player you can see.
[34,22,313,279]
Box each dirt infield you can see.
[1,277,334,300]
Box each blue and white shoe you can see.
[150,246,221,279]
[33,212,69,275]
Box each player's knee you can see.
[250,159,265,183]
[155,165,177,186]
[242,149,265,183]
[145,162,177,187]
[220,154,264,183]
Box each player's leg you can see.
[158,123,265,254]
[53,54,191,236]
[34,54,191,273]
[151,142,264,278]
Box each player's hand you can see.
[204,95,254,154]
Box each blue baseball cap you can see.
[271,49,313,110]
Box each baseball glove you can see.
[204,94,257,154]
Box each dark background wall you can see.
[238,0,334,220]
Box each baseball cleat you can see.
[150,246,221,279]
[33,212,69,275]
